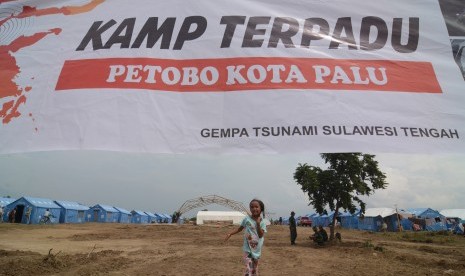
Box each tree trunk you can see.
[329,207,339,240]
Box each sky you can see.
[0,151,463,219]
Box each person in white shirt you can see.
[43,209,51,223]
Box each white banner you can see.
[0,0,464,154]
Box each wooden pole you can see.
[395,204,402,232]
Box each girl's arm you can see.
[225,226,244,241]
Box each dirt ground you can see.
[1,223,465,276]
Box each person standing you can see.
[381,220,388,232]
[289,211,297,245]
[8,207,16,223]
[225,199,267,276]
[25,206,32,224]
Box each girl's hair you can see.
[250,199,265,218]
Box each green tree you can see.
[294,153,387,240]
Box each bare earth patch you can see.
[0,223,464,275]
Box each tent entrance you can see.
[15,204,25,223]
[93,210,99,222]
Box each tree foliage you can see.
[294,153,387,239]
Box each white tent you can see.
[440,209,465,220]
[196,211,246,225]
[363,208,412,218]
[363,208,396,218]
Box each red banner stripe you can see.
[55,57,442,93]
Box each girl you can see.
[225,199,266,276]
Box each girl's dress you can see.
[241,216,267,275]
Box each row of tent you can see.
[296,207,465,233]
[0,196,173,224]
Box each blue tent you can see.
[306,213,319,226]
[358,208,400,232]
[0,197,16,222]
[54,200,89,223]
[407,208,443,219]
[311,214,322,227]
[312,211,337,227]
[394,208,413,231]
[453,224,464,235]
[5,197,60,224]
[114,207,132,223]
[163,214,173,223]
[426,223,448,231]
[154,213,171,223]
[87,204,119,223]
[407,208,446,231]
[145,211,157,223]
[131,210,149,224]
[340,210,360,229]
[400,218,414,231]
[0,197,15,206]
[154,213,164,223]
[358,216,380,231]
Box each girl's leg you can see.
[251,259,259,276]
[243,252,253,276]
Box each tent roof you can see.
[113,207,131,214]
[153,213,171,219]
[154,213,171,219]
[363,208,396,218]
[94,204,119,212]
[132,210,147,216]
[406,208,428,215]
[54,200,89,211]
[320,211,341,218]
[23,197,60,208]
[440,209,465,220]
[145,211,156,217]
[339,210,361,217]
[0,197,15,207]
[309,211,341,218]
[406,208,440,217]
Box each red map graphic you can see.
[0,0,105,124]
